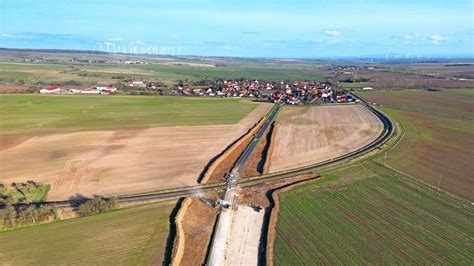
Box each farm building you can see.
[96,83,117,92]
[39,86,62,94]
[123,80,146,88]
[79,88,101,94]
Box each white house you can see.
[130,81,146,87]
[40,86,61,94]
[80,88,101,94]
[96,84,117,92]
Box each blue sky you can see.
[0,0,472,58]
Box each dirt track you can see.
[0,104,271,200]
[268,105,383,173]
[226,205,265,266]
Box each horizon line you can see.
[1,47,473,61]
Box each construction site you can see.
[164,94,390,265]
[1,1,474,263]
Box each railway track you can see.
[9,94,393,209]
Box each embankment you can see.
[241,121,276,177]
[162,198,185,265]
[171,197,218,266]
[200,118,266,184]
[170,197,192,266]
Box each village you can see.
[38,78,356,104]
[173,79,356,104]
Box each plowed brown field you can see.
[0,104,271,200]
[268,105,383,172]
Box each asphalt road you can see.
[207,103,282,265]
[226,103,282,194]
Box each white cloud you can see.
[135,40,146,45]
[398,33,450,45]
[221,45,232,50]
[430,34,448,44]
[1,33,28,39]
[170,34,180,39]
[324,30,341,37]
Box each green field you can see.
[0,201,175,264]
[274,161,474,264]
[142,62,330,81]
[359,89,474,200]
[0,60,330,86]
[0,95,258,138]
[0,182,50,203]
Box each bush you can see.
[77,196,118,217]
[16,205,57,226]
[0,204,57,230]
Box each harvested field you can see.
[0,96,272,200]
[338,69,474,88]
[171,197,218,266]
[268,105,383,173]
[359,89,474,201]
[0,125,253,200]
[0,200,175,265]
[273,161,474,264]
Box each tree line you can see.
[0,195,118,231]
[0,200,57,230]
